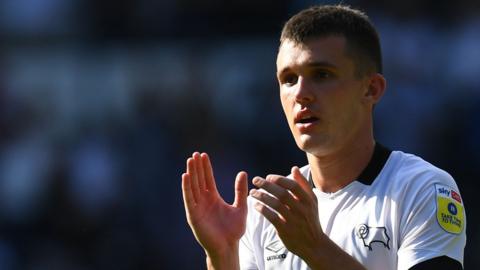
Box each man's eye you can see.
[282,74,298,86]
[313,71,332,80]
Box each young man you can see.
[181,5,466,270]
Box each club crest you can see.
[355,224,390,251]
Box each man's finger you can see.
[249,188,289,218]
[187,155,201,202]
[264,174,311,203]
[193,152,206,192]
[233,171,248,209]
[291,166,316,199]
[253,176,297,207]
[253,201,285,229]
[181,173,196,214]
[202,153,218,193]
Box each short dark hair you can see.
[280,5,382,77]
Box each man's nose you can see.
[294,77,315,104]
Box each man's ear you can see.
[364,73,386,105]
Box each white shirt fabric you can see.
[239,149,466,270]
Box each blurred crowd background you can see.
[0,0,479,269]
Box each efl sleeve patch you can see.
[435,184,464,234]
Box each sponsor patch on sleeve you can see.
[435,184,464,234]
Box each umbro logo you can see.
[266,240,284,253]
[265,240,287,261]
[266,254,287,261]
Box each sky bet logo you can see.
[438,187,450,196]
[438,187,462,203]
[451,190,462,203]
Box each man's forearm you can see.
[206,244,240,270]
[301,235,366,270]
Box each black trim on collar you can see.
[307,143,392,188]
[355,142,392,185]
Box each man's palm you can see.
[182,153,248,254]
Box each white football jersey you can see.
[239,145,466,270]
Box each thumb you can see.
[233,171,248,209]
[291,166,314,195]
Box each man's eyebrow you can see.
[306,61,338,69]
[277,61,338,76]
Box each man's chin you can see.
[296,134,331,155]
[297,134,324,153]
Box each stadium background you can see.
[0,0,478,269]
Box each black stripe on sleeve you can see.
[409,256,462,270]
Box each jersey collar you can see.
[308,143,392,187]
[355,142,392,185]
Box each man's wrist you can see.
[205,243,240,270]
[300,235,366,270]
[299,235,328,268]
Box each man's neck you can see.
[307,139,376,193]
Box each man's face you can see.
[276,36,371,156]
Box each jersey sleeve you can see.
[397,170,466,270]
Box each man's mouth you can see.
[294,110,320,132]
[296,116,319,124]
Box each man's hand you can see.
[249,166,323,259]
[181,152,248,268]
[250,166,366,269]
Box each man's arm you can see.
[205,244,241,270]
[396,174,466,270]
[181,152,248,270]
[250,166,366,270]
